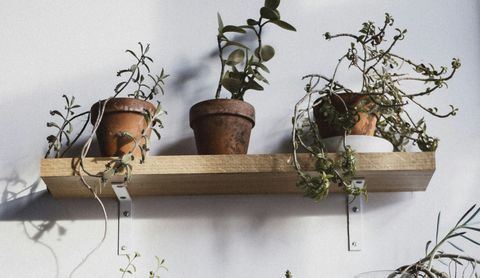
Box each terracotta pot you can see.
[90,98,156,157]
[189,99,255,155]
[313,93,377,138]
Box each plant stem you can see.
[215,36,225,99]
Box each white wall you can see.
[1,0,479,277]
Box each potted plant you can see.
[356,205,480,277]
[292,13,460,199]
[189,0,296,154]
[120,252,167,278]
[286,205,480,277]
[45,42,168,183]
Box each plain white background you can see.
[0,0,479,277]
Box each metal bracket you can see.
[112,183,133,255]
[347,179,365,251]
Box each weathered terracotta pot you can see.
[90,98,156,157]
[313,93,377,138]
[189,99,255,155]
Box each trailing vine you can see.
[292,13,460,199]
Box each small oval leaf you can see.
[247,19,258,26]
[264,0,280,9]
[222,77,243,93]
[222,25,246,34]
[227,49,245,65]
[256,45,275,61]
[270,20,296,31]
[260,7,280,20]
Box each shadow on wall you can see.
[0,173,62,278]
[155,31,261,155]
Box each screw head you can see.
[352,207,360,213]
[121,245,127,251]
[123,211,130,217]
[352,241,358,247]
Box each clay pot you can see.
[90,98,156,157]
[189,99,255,155]
[313,93,377,138]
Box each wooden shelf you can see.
[41,152,435,198]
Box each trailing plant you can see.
[292,13,460,199]
[391,204,480,277]
[284,205,480,277]
[214,0,296,100]
[45,95,90,158]
[120,252,167,278]
[45,42,168,183]
[45,43,168,275]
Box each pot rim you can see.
[189,99,256,128]
[90,97,156,124]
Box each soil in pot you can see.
[189,99,255,155]
[90,98,156,157]
[313,93,378,138]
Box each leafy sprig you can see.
[119,252,167,278]
[293,13,460,200]
[393,204,480,277]
[321,13,460,152]
[115,42,169,101]
[45,95,90,158]
[215,0,296,100]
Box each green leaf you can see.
[254,71,267,82]
[126,50,139,60]
[217,12,224,33]
[251,62,270,73]
[226,49,245,65]
[222,25,246,33]
[464,226,480,232]
[121,153,134,164]
[447,241,464,252]
[246,79,264,91]
[270,20,296,31]
[46,135,57,143]
[257,45,275,61]
[456,204,476,226]
[153,128,161,140]
[460,234,480,245]
[264,0,280,9]
[435,212,441,244]
[221,77,243,93]
[260,7,280,20]
[247,19,258,26]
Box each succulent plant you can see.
[292,13,460,200]
[214,0,296,100]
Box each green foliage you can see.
[214,0,296,100]
[285,270,292,278]
[115,42,169,101]
[120,252,167,278]
[46,43,168,191]
[292,13,460,200]
[392,205,480,277]
[45,95,90,158]
[101,151,134,185]
[319,13,459,152]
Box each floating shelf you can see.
[40,152,435,198]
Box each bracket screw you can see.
[121,245,127,251]
[123,211,130,217]
[352,241,358,247]
[352,207,360,213]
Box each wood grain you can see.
[40,152,435,198]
